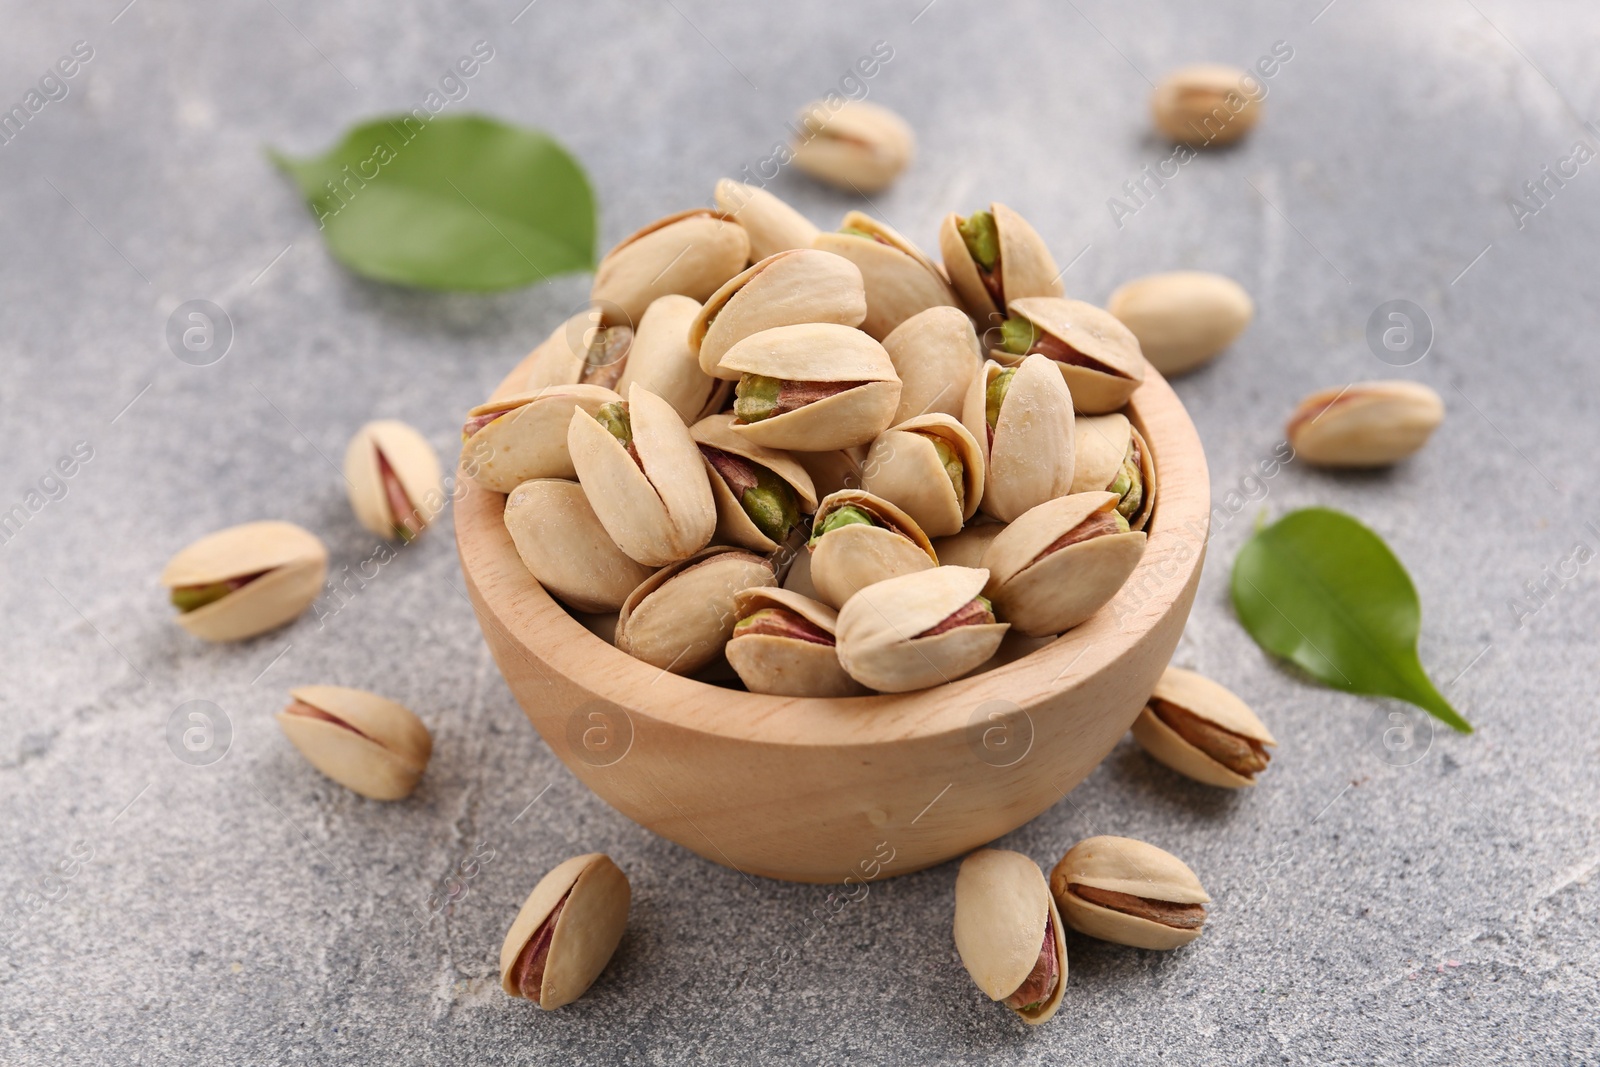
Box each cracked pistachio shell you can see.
[690,413,818,554]
[861,413,984,538]
[504,479,656,614]
[792,446,866,500]
[954,849,1068,1026]
[938,203,1064,322]
[591,209,750,327]
[725,587,865,698]
[961,355,1077,523]
[1133,666,1277,789]
[463,385,622,494]
[714,179,821,262]
[525,310,631,392]
[277,685,432,800]
[790,100,914,193]
[835,566,1008,693]
[723,323,902,451]
[1050,836,1210,950]
[981,492,1146,637]
[1106,271,1253,376]
[615,546,776,674]
[931,520,1006,570]
[997,298,1147,415]
[1286,380,1444,467]
[814,212,960,340]
[616,295,728,424]
[1072,413,1156,531]
[161,521,328,642]
[1151,64,1260,146]
[808,489,937,611]
[882,306,982,424]
[344,420,444,542]
[568,383,717,568]
[500,853,631,1009]
[692,249,867,379]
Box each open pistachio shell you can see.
[691,413,818,553]
[792,446,866,500]
[995,297,1147,414]
[615,547,776,674]
[1285,380,1445,467]
[938,203,1063,323]
[931,520,1006,569]
[714,179,821,262]
[790,100,914,193]
[835,566,1008,693]
[568,384,717,567]
[954,849,1068,1026]
[1133,667,1277,788]
[500,853,631,1009]
[276,685,432,800]
[463,385,622,494]
[161,521,328,642]
[722,323,901,452]
[808,489,938,610]
[813,212,960,340]
[343,420,443,543]
[692,249,867,379]
[616,295,727,424]
[861,414,984,538]
[1106,271,1253,376]
[881,306,982,424]
[981,492,1146,637]
[1071,413,1156,531]
[1050,836,1210,950]
[725,587,865,697]
[504,479,656,613]
[591,209,750,327]
[525,310,632,392]
[961,355,1077,523]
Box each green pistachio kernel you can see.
[742,470,801,543]
[734,374,783,423]
[1113,443,1143,519]
[997,316,1037,355]
[169,582,236,614]
[985,368,1017,430]
[593,401,633,445]
[957,211,999,271]
[809,504,874,545]
[921,433,965,512]
[839,225,876,239]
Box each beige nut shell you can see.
[714,179,821,262]
[938,203,1064,322]
[1133,666,1277,788]
[277,685,432,801]
[524,310,624,392]
[722,322,902,452]
[161,521,328,642]
[691,413,818,553]
[1000,297,1147,415]
[1071,413,1157,531]
[790,100,914,193]
[725,587,865,698]
[860,413,984,538]
[834,565,1008,693]
[591,209,750,327]
[808,489,937,610]
[962,356,1077,523]
[814,212,959,340]
[1151,64,1260,146]
[464,386,622,494]
[500,853,631,1009]
[504,479,656,614]
[1286,380,1444,467]
[615,547,777,674]
[1050,836,1210,950]
[954,848,1068,1025]
[616,295,727,425]
[881,306,982,424]
[931,521,1006,569]
[692,249,867,379]
[1106,271,1253,376]
[344,420,443,541]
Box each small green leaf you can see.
[1230,507,1471,733]
[269,114,596,292]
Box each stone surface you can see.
[2,1,1597,1063]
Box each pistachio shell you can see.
[860,414,984,538]
[1133,667,1277,788]
[814,212,960,340]
[1106,271,1253,376]
[692,249,867,379]
[999,298,1147,415]
[525,310,630,391]
[691,413,818,553]
[981,492,1146,637]
[1071,413,1156,531]
[790,100,914,193]
[1286,380,1444,467]
[791,447,866,500]
[808,489,937,610]
[504,479,656,613]
[931,521,1006,569]
[463,385,622,494]
[834,566,1008,693]
[500,853,631,1009]
[1151,64,1260,146]
[161,521,328,642]
[276,685,432,800]
[1050,836,1209,950]
[342,420,442,542]
[954,849,1068,1025]
[714,179,821,262]
[725,587,865,698]
[591,209,750,326]
[961,355,1077,523]
[615,295,727,424]
[615,547,777,674]
[938,203,1063,322]
[881,306,982,424]
[722,323,901,451]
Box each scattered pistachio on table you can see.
[790,99,914,193]
[501,853,631,1010]
[1106,271,1253,377]
[1151,64,1261,146]
[161,520,328,642]
[954,849,1067,1025]
[276,685,432,800]
[1286,380,1444,467]
[1050,836,1210,950]
[1133,667,1276,788]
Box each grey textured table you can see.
[3,1,1597,1063]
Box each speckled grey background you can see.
[2,0,1597,1063]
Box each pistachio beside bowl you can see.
[501,853,631,1010]
[954,849,1067,1025]
[1133,667,1276,788]
[162,520,328,642]
[1050,836,1210,950]
[276,685,432,800]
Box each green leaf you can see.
[1230,507,1471,733]
[269,114,596,292]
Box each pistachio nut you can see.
[835,566,1008,692]
[989,297,1146,414]
[807,489,938,610]
[1286,380,1444,467]
[725,587,866,698]
[616,295,729,424]
[1151,64,1261,147]
[161,521,328,642]
[1106,271,1253,376]
[525,309,635,392]
[792,446,866,500]
[690,413,818,553]
[790,100,914,193]
[980,492,1146,637]
[881,306,982,424]
[1133,667,1276,788]
[462,385,622,494]
[722,323,902,452]
[714,178,821,262]
[615,546,777,674]
[814,212,960,340]
[1050,836,1210,950]
[860,413,984,538]
[567,384,717,567]
[504,479,656,613]
[590,209,750,326]
[938,203,1064,322]
[931,519,1005,569]
[691,249,868,379]
[954,849,1067,1025]
[343,420,443,543]
[960,356,1076,522]
[500,853,631,1010]
[276,685,432,800]
[1071,413,1156,531]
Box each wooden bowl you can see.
[457,353,1208,884]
